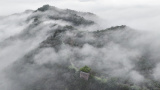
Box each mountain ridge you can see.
[1,5,160,90]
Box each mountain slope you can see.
[1,5,160,90]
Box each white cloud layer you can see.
[0,2,160,89]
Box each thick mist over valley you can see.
[0,5,160,90]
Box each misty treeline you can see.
[0,5,160,90]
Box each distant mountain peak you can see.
[37,4,50,12]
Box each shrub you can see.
[80,65,91,73]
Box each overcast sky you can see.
[0,0,160,31]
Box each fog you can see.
[0,0,160,31]
[0,4,160,90]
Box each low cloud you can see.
[0,4,160,90]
